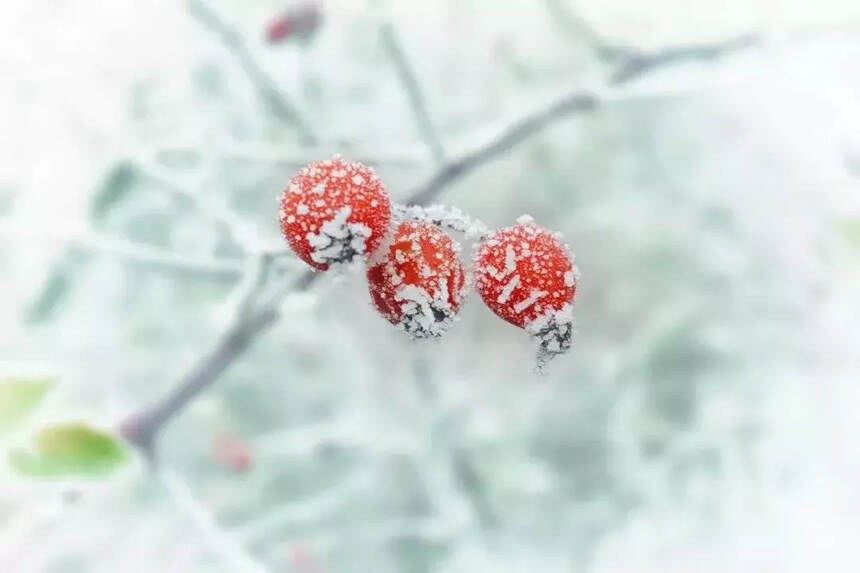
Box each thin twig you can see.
[0,221,243,279]
[135,159,263,252]
[186,0,316,144]
[120,32,761,458]
[379,22,446,164]
[543,0,634,62]
[158,142,430,168]
[610,34,759,84]
[158,470,269,572]
[406,91,597,206]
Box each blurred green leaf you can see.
[89,161,137,221]
[9,423,128,478]
[24,253,87,325]
[0,377,54,434]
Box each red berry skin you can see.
[474,218,577,329]
[279,157,391,271]
[367,221,467,338]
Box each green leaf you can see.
[0,377,55,434]
[9,423,128,478]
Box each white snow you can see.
[487,245,518,280]
[305,206,372,265]
[392,203,489,240]
[526,304,575,373]
[513,289,547,314]
[497,274,521,304]
[516,214,535,225]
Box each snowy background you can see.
[1,0,860,571]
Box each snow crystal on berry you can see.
[367,221,467,339]
[305,206,373,265]
[279,157,391,270]
[393,203,489,240]
[526,304,575,372]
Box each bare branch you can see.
[379,23,446,164]
[407,91,597,206]
[160,142,430,168]
[543,0,634,62]
[610,34,759,84]
[186,0,316,144]
[120,31,761,458]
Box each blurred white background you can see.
[1,0,860,571]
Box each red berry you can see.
[279,157,391,270]
[367,221,467,339]
[265,2,322,44]
[474,216,578,367]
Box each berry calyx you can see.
[367,221,467,339]
[279,157,391,270]
[474,215,579,368]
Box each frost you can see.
[392,203,489,240]
[497,274,520,304]
[516,214,535,225]
[487,245,518,280]
[297,204,310,215]
[393,280,458,339]
[310,181,327,195]
[306,207,372,265]
[513,289,547,314]
[526,304,575,372]
[564,270,576,287]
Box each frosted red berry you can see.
[474,216,578,367]
[367,221,467,339]
[279,157,391,270]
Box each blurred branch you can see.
[120,29,759,460]
[609,34,759,84]
[134,159,262,252]
[406,91,597,205]
[186,0,316,144]
[378,23,446,164]
[0,221,243,279]
[543,0,634,62]
[155,141,430,168]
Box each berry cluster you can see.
[279,157,579,369]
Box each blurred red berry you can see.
[288,543,324,572]
[279,157,392,271]
[367,221,467,339]
[214,433,253,473]
[474,216,578,367]
[266,2,323,44]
